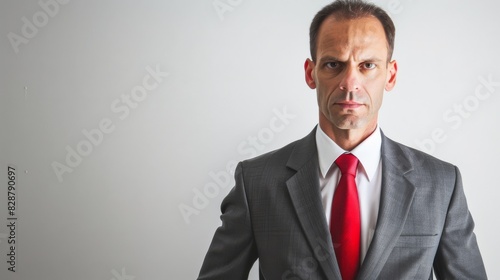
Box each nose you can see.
[339,66,361,92]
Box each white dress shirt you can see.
[316,125,382,264]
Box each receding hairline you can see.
[309,0,396,62]
[315,14,392,62]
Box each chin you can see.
[332,116,363,130]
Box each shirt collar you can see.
[316,125,382,181]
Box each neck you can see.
[319,118,377,151]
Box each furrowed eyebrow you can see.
[318,56,342,64]
[318,56,384,64]
[362,58,384,63]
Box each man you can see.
[198,0,487,279]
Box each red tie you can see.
[330,153,360,280]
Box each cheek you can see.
[316,74,341,95]
[365,70,386,85]
[316,85,328,107]
[363,79,386,107]
[370,86,386,110]
[317,83,338,105]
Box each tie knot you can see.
[335,153,359,176]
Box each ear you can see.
[304,58,317,89]
[385,60,398,91]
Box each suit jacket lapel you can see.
[285,128,341,279]
[357,133,417,280]
[283,129,418,279]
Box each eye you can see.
[325,62,340,69]
[362,62,376,69]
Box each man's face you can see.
[305,16,397,134]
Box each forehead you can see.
[316,16,388,59]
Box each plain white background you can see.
[0,0,498,279]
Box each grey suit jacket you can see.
[198,128,487,279]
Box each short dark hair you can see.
[309,0,396,62]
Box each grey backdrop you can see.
[1,0,499,279]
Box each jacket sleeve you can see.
[197,162,258,280]
[433,166,487,279]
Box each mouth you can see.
[334,101,363,109]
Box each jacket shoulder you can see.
[383,134,457,173]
